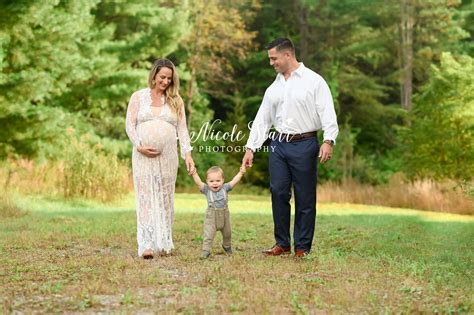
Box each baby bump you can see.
[137,119,177,152]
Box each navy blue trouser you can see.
[269,137,319,252]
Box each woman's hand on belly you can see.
[137,146,161,158]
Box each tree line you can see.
[1,0,472,188]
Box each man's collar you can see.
[277,62,305,80]
[294,62,305,77]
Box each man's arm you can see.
[189,168,205,191]
[315,79,338,164]
[243,90,273,168]
[228,166,246,189]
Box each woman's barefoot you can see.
[157,249,172,257]
[142,249,154,259]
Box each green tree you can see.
[458,0,474,56]
[0,0,189,159]
[177,0,257,127]
[54,1,189,142]
[0,0,104,158]
[399,53,474,181]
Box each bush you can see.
[63,136,129,202]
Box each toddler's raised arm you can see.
[229,166,246,189]
[189,168,205,191]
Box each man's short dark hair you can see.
[266,38,295,54]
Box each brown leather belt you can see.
[276,131,317,142]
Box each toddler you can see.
[189,165,246,258]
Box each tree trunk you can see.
[400,0,414,111]
[184,8,204,128]
[294,0,309,63]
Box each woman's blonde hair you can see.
[206,166,224,179]
[148,58,183,117]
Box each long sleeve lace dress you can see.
[125,88,192,256]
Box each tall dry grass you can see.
[2,158,472,214]
[1,145,131,203]
[62,139,130,202]
[1,159,64,195]
[0,193,27,218]
[318,174,473,215]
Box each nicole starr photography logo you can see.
[187,119,300,153]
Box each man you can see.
[242,38,338,257]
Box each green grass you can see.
[1,193,473,313]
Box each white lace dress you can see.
[125,88,192,256]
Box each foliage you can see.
[458,0,474,56]
[62,0,189,138]
[318,121,402,185]
[1,0,473,187]
[176,0,257,127]
[0,0,188,159]
[399,53,474,181]
[63,135,129,202]
[0,0,103,158]
[175,83,224,187]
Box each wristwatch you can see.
[323,140,334,146]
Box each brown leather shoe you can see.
[263,245,291,256]
[294,249,309,258]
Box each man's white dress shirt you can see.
[246,63,339,151]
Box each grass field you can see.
[1,193,473,313]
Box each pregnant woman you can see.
[125,58,195,259]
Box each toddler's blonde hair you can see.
[206,166,224,179]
